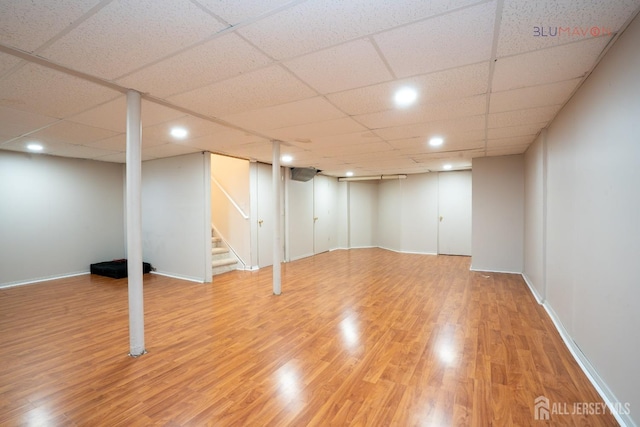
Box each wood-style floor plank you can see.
[0,249,618,426]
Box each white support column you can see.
[126,90,145,357]
[272,140,282,295]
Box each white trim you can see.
[521,273,544,304]
[521,274,635,427]
[377,245,438,256]
[210,175,250,219]
[150,271,204,284]
[289,252,315,262]
[0,271,89,289]
[541,302,635,427]
[469,267,523,274]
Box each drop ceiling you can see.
[1,0,639,176]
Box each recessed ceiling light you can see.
[170,127,188,139]
[443,164,452,170]
[27,143,43,152]
[394,87,418,108]
[281,155,293,163]
[346,171,354,177]
[429,137,444,147]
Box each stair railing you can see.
[211,223,247,270]
[210,175,249,219]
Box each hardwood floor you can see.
[0,249,617,426]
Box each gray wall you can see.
[523,15,640,425]
[141,152,211,282]
[0,151,125,287]
[471,155,524,273]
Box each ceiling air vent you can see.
[290,167,319,182]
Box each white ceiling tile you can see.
[85,134,126,152]
[373,115,486,140]
[0,52,23,76]
[497,0,640,57]
[222,97,345,131]
[0,63,119,118]
[324,141,394,156]
[142,116,228,143]
[487,123,546,139]
[487,136,534,148]
[388,132,485,152]
[29,121,119,145]
[492,37,611,91]
[198,129,267,148]
[0,106,59,140]
[196,0,299,25]
[374,2,496,77]
[266,117,367,142]
[1,137,118,160]
[117,33,273,97]
[485,144,530,156]
[411,148,483,162]
[67,97,185,133]
[181,134,258,153]
[220,140,275,162]
[93,152,126,163]
[327,62,490,116]
[284,39,392,94]
[296,131,384,151]
[84,133,173,151]
[169,65,316,117]
[238,0,475,60]
[64,98,125,132]
[45,143,120,160]
[0,1,101,52]
[41,0,226,79]
[142,142,203,159]
[490,78,581,113]
[355,95,486,129]
[488,105,561,128]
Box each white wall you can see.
[0,152,124,287]
[400,173,439,254]
[287,175,314,260]
[523,134,545,300]
[210,154,251,266]
[523,15,640,425]
[471,155,524,273]
[349,181,378,248]
[377,179,401,251]
[375,174,440,254]
[336,181,349,249]
[141,153,211,282]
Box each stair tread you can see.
[212,247,229,254]
[212,258,237,268]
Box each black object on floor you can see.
[90,259,152,279]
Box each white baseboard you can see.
[521,273,544,304]
[521,274,635,427]
[0,271,89,289]
[377,245,438,256]
[150,271,204,283]
[469,266,523,274]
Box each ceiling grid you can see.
[0,0,638,175]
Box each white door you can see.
[256,163,273,268]
[438,171,472,256]
[313,175,332,254]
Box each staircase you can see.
[211,229,239,276]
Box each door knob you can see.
[258,219,264,226]
[439,216,443,222]
[314,217,319,222]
